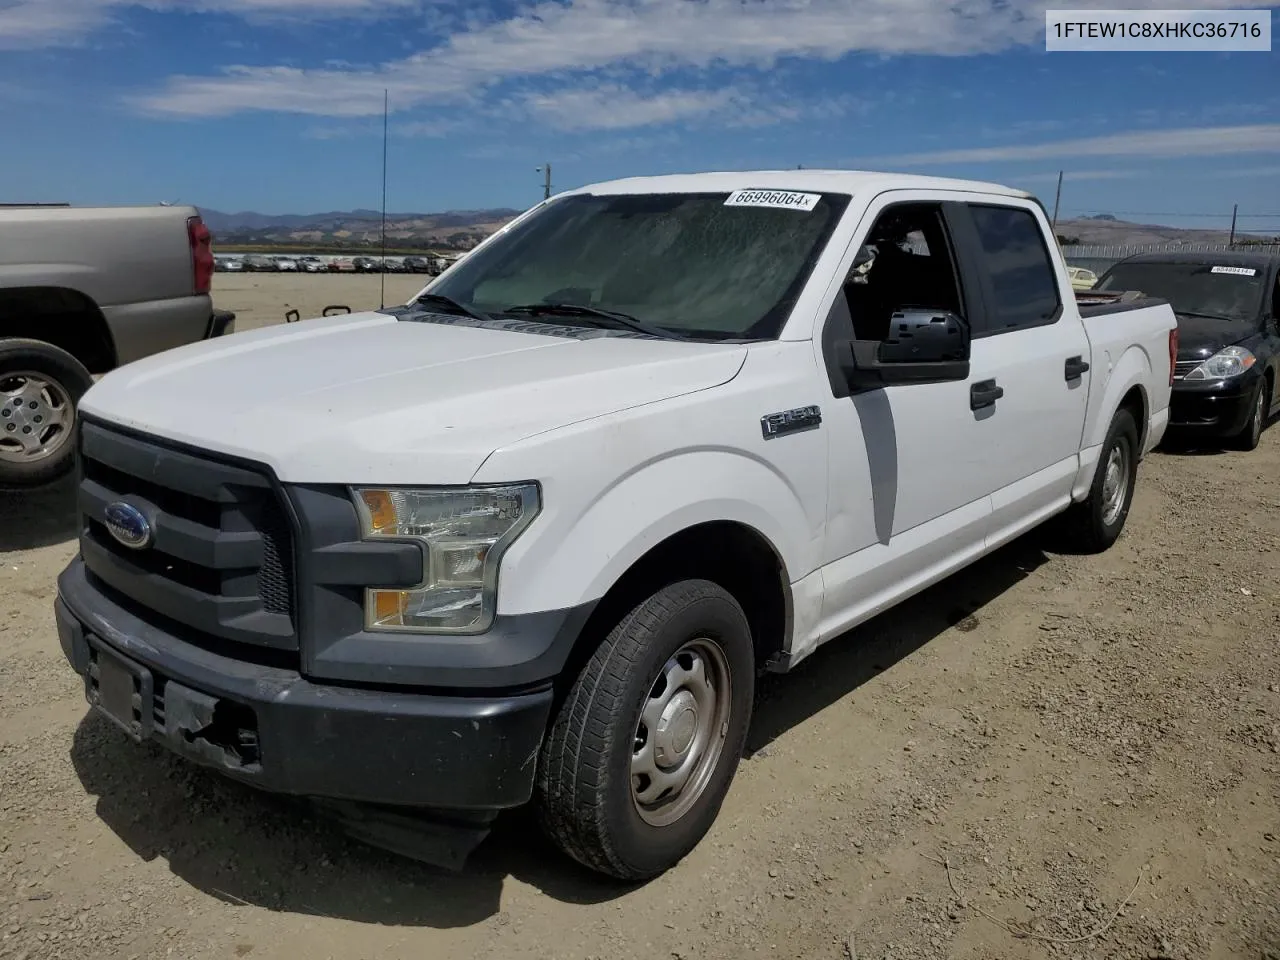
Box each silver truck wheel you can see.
[630,636,733,828]
[1054,406,1139,555]
[536,579,754,881]
[1,371,75,464]
[0,339,94,489]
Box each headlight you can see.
[1184,345,1256,380]
[352,484,539,634]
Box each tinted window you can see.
[969,205,1061,330]
[1097,261,1266,324]
[844,203,964,341]
[430,191,850,340]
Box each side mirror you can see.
[838,307,971,389]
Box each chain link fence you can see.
[1062,241,1280,275]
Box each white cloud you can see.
[870,124,1280,165]
[131,0,1280,119]
[1219,164,1280,178]
[522,85,737,131]
[0,0,417,49]
[393,116,473,137]
[1016,169,1142,183]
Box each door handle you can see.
[1064,355,1091,380]
[970,379,1004,411]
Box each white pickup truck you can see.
[55,171,1176,881]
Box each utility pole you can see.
[379,88,388,309]
[1229,203,1238,247]
[1051,170,1064,231]
[536,163,552,200]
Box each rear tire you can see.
[1230,378,1269,452]
[536,579,755,881]
[1054,406,1139,554]
[0,338,93,489]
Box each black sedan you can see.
[1094,251,1280,450]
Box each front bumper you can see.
[56,557,554,812]
[1168,381,1255,435]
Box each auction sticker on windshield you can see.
[1211,266,1258,276]
[724,189,821,212]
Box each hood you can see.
[1174,313,1253,359]
[81,310,747,484]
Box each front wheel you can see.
[536,579,755,881]
[0,339,94,489]
[1230,379,1269,452]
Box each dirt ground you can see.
[2,275,1278,960]
[208,272,428,334]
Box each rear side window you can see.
[969,205,1062,331]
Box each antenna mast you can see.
[380,89,389,309]
[1051,169,1064,231]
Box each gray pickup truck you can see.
[0,203,235,488]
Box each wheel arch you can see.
[0,285,117,373]
[555,518,794,701]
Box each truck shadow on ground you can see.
[69,533,1050,930]
[0,474,79,551]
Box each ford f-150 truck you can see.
[54,172,1177,881]
[0,203,234,488]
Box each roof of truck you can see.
[571,169,1036,201]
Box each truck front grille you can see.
[76,420,298,656]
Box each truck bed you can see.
[1078,295,1175,456]
[1074,289,1169,318]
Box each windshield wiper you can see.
[414,293,494,323]
[502,302,688,341]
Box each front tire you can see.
[536,579,755,881]
[1230,378,1269,452]
[0,338,93,489]
[1056,406,1139,554]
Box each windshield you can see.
[426,190,850,340]
[1097,261,1265,323]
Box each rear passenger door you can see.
[951,201,1092,545]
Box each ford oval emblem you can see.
[104,501,153,550]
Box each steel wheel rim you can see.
[1251,389,1265,442]
[631,637,732,828]
[1100,441,1130,527]
[0,372,74,464]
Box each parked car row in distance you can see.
[215,254,458,275]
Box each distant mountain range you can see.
[1054,215,1271,246]
[196,205,1275,251]
[198,206,524,250]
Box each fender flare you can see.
[494,448,814,619]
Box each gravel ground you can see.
[2,275,1278,960]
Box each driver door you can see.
[815,195,1001,642]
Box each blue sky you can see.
[1,0,1277,232]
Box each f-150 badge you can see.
[761,406,822,439]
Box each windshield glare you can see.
[1097,261,1265,323]
[427,191,850,340]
